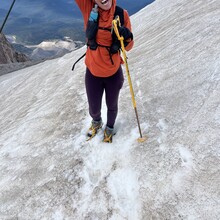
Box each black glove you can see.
[118,26,133,40]
[110,26,133,53]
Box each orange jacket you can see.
[75,0,134,77]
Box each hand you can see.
[118,26,133,40]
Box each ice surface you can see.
[0,0,220,219]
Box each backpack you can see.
[72,6,124,71]
[87,5,124,52]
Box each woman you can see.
[75,0,134,142]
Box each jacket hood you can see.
[98,0,117,24]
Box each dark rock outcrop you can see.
[0,33,28,64]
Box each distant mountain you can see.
[0,0,154,45]
[0,0,154,63]
[21,38,84,60]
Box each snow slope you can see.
[0,0,220,219]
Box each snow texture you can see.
[0,0,220,219]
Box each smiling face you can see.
[94,0,113,11]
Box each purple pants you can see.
[85,66,124,128]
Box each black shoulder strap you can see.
[98,6,125,32]
[114,6,124,26]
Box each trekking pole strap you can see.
[72,52,86,71]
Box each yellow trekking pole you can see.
[112,16,147,143]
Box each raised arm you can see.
[75,0,93,29]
